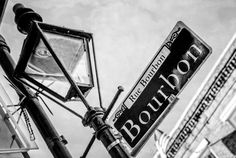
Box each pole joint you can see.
[13,3,42,34]
[82,107,130,158]
[82,107,109,139]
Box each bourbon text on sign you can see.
[121,44,202,142]
[110,21,211,156]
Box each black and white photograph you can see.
[0,0,236,158]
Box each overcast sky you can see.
[1,0,236,158]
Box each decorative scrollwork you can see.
[112,104,127,122]
[165,27,181,49]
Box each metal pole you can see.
[81,86,125,158]
[82,107,130,158]
[0,35,72,158]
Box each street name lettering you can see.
[166,49,236,158]
[121,44,203,143]
[124,46,170,109]
[109,21,211,156]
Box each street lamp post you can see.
[0,35,72,158]
[10,3,130,158]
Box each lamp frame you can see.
[14,21,95,102]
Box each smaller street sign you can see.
[109,21,212,156]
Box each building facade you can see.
[165,34,236,158]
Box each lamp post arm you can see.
[0,34,72,158]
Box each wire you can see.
[37,92,84,120]
[80,135,96,158]
[37,95,54,115]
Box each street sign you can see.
[109,21,212,156]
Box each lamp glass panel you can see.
[44,32,91,86]
[25,38,73,98]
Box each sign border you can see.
[109,21,212,156]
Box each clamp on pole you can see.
[107,140,120,151]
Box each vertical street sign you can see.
[109,21,212,156]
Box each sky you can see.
[0,0,236,158]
